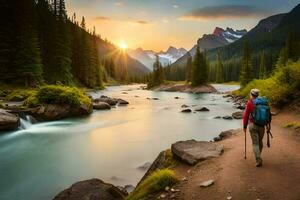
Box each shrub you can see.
[23,85,91,108]
[284,122,300,132]
[0,102,5,109]
[5,89,36,101]
[126,169,179,200]
[163,149,178,168]
[236,60,300,106]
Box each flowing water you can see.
[0,84,240,200]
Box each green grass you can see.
[23,85,92,109]
[0,102,5,109]
[5,89,37,101]
[163,149,178,169]
[234,60,300,106]
[284,122,300,133]
[126,169,179,200]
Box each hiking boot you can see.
[256,159,263,167]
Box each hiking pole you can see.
[244,130,247,159]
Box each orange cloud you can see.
[179,5,270,21]
[94,16,111,21]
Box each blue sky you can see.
[66,0,300,51]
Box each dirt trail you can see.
[173,111,300,200]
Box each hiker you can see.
[243,88,272,167]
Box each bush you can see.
[23,85,91,108]
[0,102,5,109]
[126,169,179,200]
[284,122,300,132]
[5,89,36,101]
[236,60,300,106]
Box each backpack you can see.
[251,97,271,126]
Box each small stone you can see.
[182,177,187,181]
[195,107,210,112]
[160,194,166,198]
[227,196,232,200]
[165,186,170,191]
[214,116,222,119]
[181,104,189,108]
[174,96,180,99]
[223,116,233,120]
[200,179,214,187]
[181,109,192,113]
[152,98,159,100]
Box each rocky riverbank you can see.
[153,83,217,93]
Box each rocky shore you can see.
[0,95,129,131]
[153,83,217,93]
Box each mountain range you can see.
[128,46,187,70]
[171,27,247,67]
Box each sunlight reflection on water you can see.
[0,84,241,200]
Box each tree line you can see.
[0,0,131,88]
[148,47,209,88]
[162,30,299,87]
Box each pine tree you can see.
[240,40,253,87]
[191,47,208,86]
[148,55,164,88]
[216,51,224,83]
[185,52,192,82]
[14,0,43,86]
[259,51,267,79]
[0,1,15,82]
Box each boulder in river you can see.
[53,178,127,200]
[93,97,118,106]
[117,98,129,105]
[0,109,20,131]
[223,116,233,120]
[93,102,111,110]
[181,109,192,113]
[171,140,223,165]
[195,107,210,112]
[30,104,92,121]
[232,111,243,119]
[93,96,129,106]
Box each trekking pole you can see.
[244,130,247,159]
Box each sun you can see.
[118,41,128,50]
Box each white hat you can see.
[250,88,259,97]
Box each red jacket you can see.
[243,99,254,129]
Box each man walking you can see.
[243,89,270,167]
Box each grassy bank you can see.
[234,60,300,106]
[126,169,178,200]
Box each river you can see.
[0,84,240,200]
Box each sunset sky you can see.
[66,0,299,51]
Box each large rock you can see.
[31,104,92,121]
[93,102,111,110]
[232,111,243,119]
[153,83,217,93]
[53,178,127,200]
[214,129,241,142]
[93,97,129,106]
[171,140,223,165]
[94,97,118,106]
[0,109,20,131]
